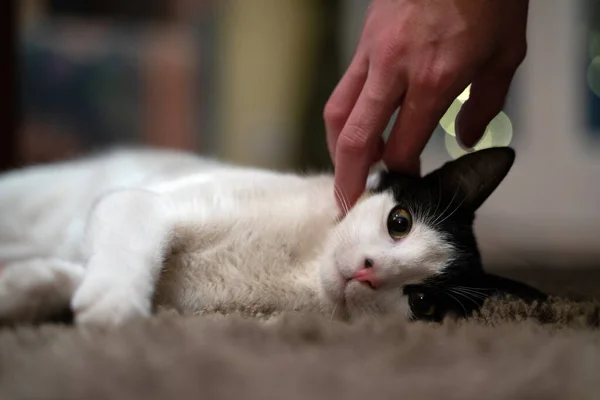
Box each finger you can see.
[456,63,517,149]
[383,84,460,177]
[372,137,385,165]
[324,54,369,162]
[334,76,400,210]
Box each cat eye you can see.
[387,207,412,240]
[408,292,436,318]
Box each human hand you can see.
[324,0,529,212]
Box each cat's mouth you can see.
[344,276,376,292]
[342,276,376,301]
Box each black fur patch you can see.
[372,148,547,322]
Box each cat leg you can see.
[0,258,84,324]
[71,189,173,326]
[0,243,52,263]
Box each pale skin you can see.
[325,0,529,211]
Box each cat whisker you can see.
[451,288,488,301]
[331,227,345,245]
[407,306,415,321]
[452,285,495,293]
[452,286,498,293]
[452,287,498,300]
[333,185,350,216]
[424,175,443,227]
[431,185,459,226]
[330,303,338,320]
[333,185,347,214]
[450,289,487,300]
[414,201,425,226]
[433,174,442,216]
[436,196,467,226]
[448,289,481,308]
[444,291,468,316]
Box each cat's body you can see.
[0,146,546,326]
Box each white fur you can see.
[0,148,456,325]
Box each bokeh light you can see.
[439,84,513,159]
[589,30,600,61]
[439,99,461,137]
[586,28,600,100]
[456,85,471,102]
[588,56,600,98]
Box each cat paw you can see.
[0,259,83,324]
[71,282,151,326]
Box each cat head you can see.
[319,146,546,322]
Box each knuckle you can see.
[413,64,459,95]
[500,42,528,70]
[373,48,395,72]
[337,125,371,155]
[323,101,348,130]
[362,83,389,107]
[371,36,407,73]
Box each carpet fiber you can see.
[2,268,600,400]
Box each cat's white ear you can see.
[427,147,515,211]
[366,162,387,192]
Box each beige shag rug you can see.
[2,268,600,400]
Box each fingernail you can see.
[458,132,483,150]
[456,113,479,150]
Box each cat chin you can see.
[317,255,385,318]
[319,270,381,319]
[343,279,371,301]
[341,280,412,320]
[317,280,368,321]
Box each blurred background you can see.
[3,0,600,269]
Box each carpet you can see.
[1,268,600,400]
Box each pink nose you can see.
[353,268,378,288]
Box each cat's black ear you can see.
[425,147,515,212]
[407,271,547,322]
[432,272,547,321]
[474,272,548,304]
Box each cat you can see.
[0,146,546,326]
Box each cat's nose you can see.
[353,258,378,288]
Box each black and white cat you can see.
[0,146,545,326]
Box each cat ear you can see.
[474,272,548,304]
[365,162,387,192]
[425,147,515,211]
